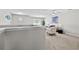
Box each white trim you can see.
[65,30,79,38]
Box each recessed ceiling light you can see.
[17,12,24,14]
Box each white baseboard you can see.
[65,31,79,38]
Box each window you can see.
[52,16,59,23]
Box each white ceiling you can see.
[0,9,53,16]
[0,9,72,16]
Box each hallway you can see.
[46,33,79,50]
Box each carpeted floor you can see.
[45,33,79,50]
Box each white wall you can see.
[59,10,79,34]
[11,14,33,25]
[0,9,53,25]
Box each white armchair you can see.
[46,25,57,35]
